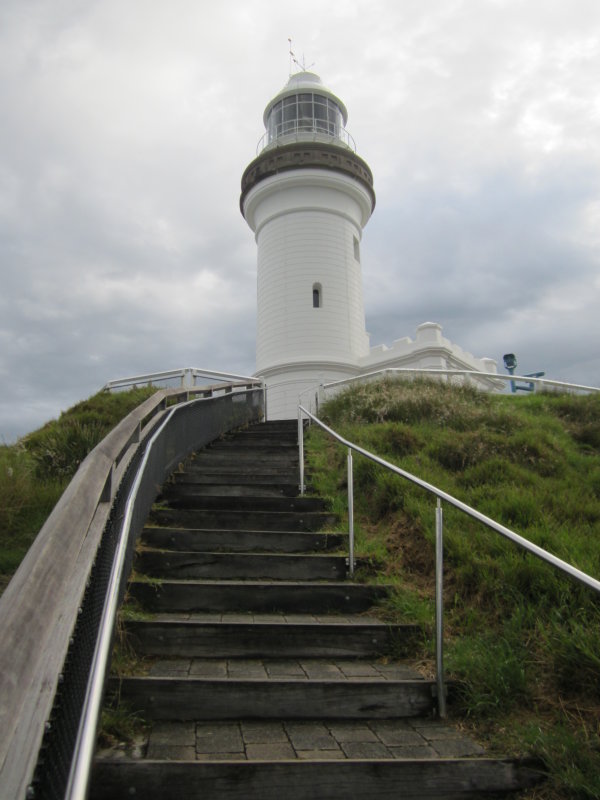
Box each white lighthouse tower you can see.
[241,71,375,418]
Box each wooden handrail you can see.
[0,390,174,798]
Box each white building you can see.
[240,71,497,418]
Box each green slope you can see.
[0,387,157,585]
[305,378,600,800]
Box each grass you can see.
[305,377,600,799]
[0,387,158,591]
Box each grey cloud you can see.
[1,0,599,441]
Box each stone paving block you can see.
[227,659,268,678]
[346,614,380,624]
[283,614,317,623]
[196,752,248,761]
[341,741,394,759]
[246,742,296,760]
[285,722,337,750]
[195,722,244,754]
[327,723,379,743]
[412,723,463,741]
[389,745,439,759]
[146,744,196,760]
[300,661,344,679]
[189,659,227,677]
[369,721,426,747]
[221,613,254,623]
[337,662,382,677]
[374,663,423,680]
[296,749,345,760]
[265,660,307,678]
[241,722,289,744]
[149,721,195,747]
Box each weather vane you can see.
[288,38,315,75]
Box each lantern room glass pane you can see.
[266,92,345,144]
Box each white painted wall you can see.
[243,169,373,377]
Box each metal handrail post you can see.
[347,447,355,577]
[435,498,446,718]
[298,409,305,496]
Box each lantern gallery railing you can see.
[256,123,356,155]
[297,404,600,720]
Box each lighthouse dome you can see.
[259,71,354,153]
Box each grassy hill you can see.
[0,387,157,589]
[305,378,600,800]
[1,378,598,796]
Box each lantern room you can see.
[258,71,354,153]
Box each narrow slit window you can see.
[353,236,360,262]
[312,283,322,308]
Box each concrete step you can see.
[91,758,543,800]
[160,491,329,513]
[123,619,420,658]
[128,580,390,614]
[141,527,346,553]
[135,551,350,581]
[150,508,337,532]
[108,675,436,720]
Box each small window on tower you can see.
[353,236,360,262]
[313,283,322,308]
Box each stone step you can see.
[107,675,436,720]
[160,491,328,513]
[123,620,420,658]
[91,758,543,800]
[128,580,390,614]
[150,509,337,532]
[135,551,349,581]
[142,527,345,553]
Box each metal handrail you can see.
[321,368,600,395]
[67,386,265,799]
[298,404,600,718]
[0,382,264,799]
[66,402,180,799]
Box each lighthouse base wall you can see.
[258,323,499,420]
[258,362,361,420]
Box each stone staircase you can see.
[91,420,541,799]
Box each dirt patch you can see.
[385,516,435,578]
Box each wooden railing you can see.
[0,382,263,799]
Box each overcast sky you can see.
[1,0,599,442]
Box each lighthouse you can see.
[240,71,376,419]
[240,71,499,418]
